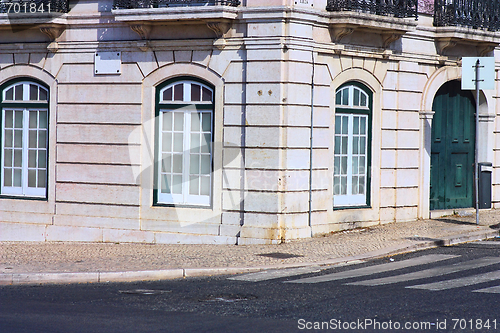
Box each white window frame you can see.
[1,81,49,198]
[157,80,213,207]
[334,84,371,208]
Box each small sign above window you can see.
[95,52,121,75]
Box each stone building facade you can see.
[0,0,499,244]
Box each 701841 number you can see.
[6,2,51,14]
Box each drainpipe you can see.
[308,49,315,237]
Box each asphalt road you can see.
[2,240,500,333]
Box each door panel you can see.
[430,80,475,210]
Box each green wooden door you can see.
[430,80,475,210]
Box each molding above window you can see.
[434,26,500,56]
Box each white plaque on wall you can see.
[95,51,122,75]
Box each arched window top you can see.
[2,81,48,103]
[336,85,369,109]
[160,80,213,104]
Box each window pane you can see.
[341,156,347,174]
[335,91,341,105]
[15,84,23,100]
[191,84,201,101]
[163,87,173,101]
[4,149,12,167]
[341,176,347,195]
[29,111,37,129]
[333,176,340,195]
[352,156,358,174]
[202,113,211,132]
[190,133,200,152]
[37,170,46,188]
[15,111,23,128]
[334,137,341,155]
[200,176,210,196]
[28,150,36,168]
[342,116,348,134]
[172,175,182,194]
[5,110,13,128]
[162,112,172,131]
[38,150,47,168]
[5,130,13,147]
[335,116,341,134]
[200,155,210,175]
[190,154,199,174]
[201,134,211,153]
[352,176,358,195]
[191,113,200,131]
[15,130,23,148]
[13,169,21,187]
[172,154,182,173]
[5,87,13,100]
[353,117,359,135]
[202,87,212,102]
[361,92,367,106]
[353,137,359,154]
[353,88,360,106]
[161,174,170,193]
[162,133,172,152]
[359,176,365,194]
[39,88,48,101]
[28,170,37,187]
[174,84,183,101]
[39,131,47,149]
[334,156,340,175]
[189,176,199,195]
[30,85,38,100]
[342,88,348,106]
[4,169,12,186]
[174,112,183,131]
[173,133,183,152]
[161,154,171,173]
[360,117,366,134]
[39,111,47,129]
[341,137,348,154]
[14,149,22,167]
[360,137,366,155]
[359,156,366,174]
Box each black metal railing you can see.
[0,0,70,14]
[434,0,500,31]
[326,0,418,19]
[113,0,240,9]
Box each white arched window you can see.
[1,80,49,198]
[156,79,213,206]
[334,83,371,208]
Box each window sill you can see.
[333,205,371,211]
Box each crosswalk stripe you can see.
[347,257,500,286]
[407,270,500,291]
[472,286,500,294]
[228,266,323,282]
[471,241,500,245]
[285,254,458,284]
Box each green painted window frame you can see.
[153,76,215,208]
[0,78,50,200]
[333,81,372,210]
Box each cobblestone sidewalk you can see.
[1,210,499,284]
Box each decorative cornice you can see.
[419,110,435,120]
[206,21,230,39]
[39,25,64,41]
[479,113,496,123]
[330,25,355,43]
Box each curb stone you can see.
[1,229,498,286]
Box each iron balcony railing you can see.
[326,0,418,19]
[434,0,500,31]
[0,0,70,14]
[113,0,240,9]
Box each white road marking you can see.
[471,241,500,245]
[472,286,500,294]
[407,270,500,291]
[285,254,458,284]
[228,266,324,282]
[347,257,500,286]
